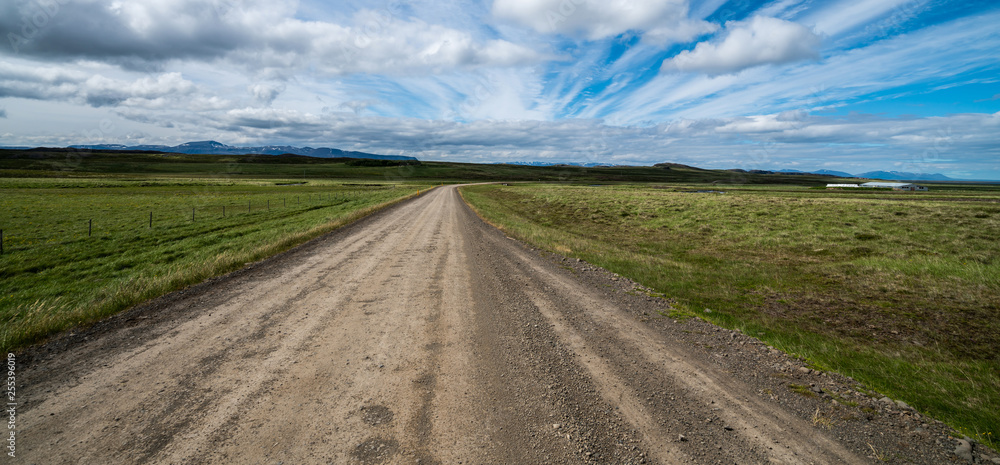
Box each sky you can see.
[1,0,998,179]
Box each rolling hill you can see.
[66,141,418,161]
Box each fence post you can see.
[267,199,270,211]
[223,205,226,217]
[248,200,251,213]
[1,229,3,255]
[89,219,92,237]
[192,207,195,221]
[149,212,153,228]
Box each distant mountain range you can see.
[491,163,955,180]
[855,170,955,181]
[808,169,856,177]
[774,169,954,181]
[65,140,418,161]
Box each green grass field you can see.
[5,147,999,447]
[460,183,1000,448]
[0,177,431,351]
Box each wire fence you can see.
[0,187,420,256]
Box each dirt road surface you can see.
[17,186,977,464]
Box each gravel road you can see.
[16,185,985,464]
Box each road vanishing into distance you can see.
[18,186,963,464]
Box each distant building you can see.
[859,182,928,191]
[826,183,860,188]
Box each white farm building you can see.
[826,182,929,191]
[860,182,928,191]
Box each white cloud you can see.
[311,20,544,75]
[713,111,809,134]
[3,95,996,177]
[646,11,1000,122]
[249,83,286,105]
[91,105,998,173]
[661,16,822,75]
[447,68,548,121]
[0,61,197,107]
[338,99,377,115]
[223,107,326,130]
[0,1,544,76]
[492,0,714,43]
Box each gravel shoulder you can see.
[15,185,991,464]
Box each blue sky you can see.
[1,0,998,178]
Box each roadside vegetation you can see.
[0,177,430,351]
[460,183,1000,448]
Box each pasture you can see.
[461,182,1000,448]
[0,177,430,351]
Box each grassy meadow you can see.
[4,146,998,447]
[460,183,1000,447]
[0,177,431,351]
